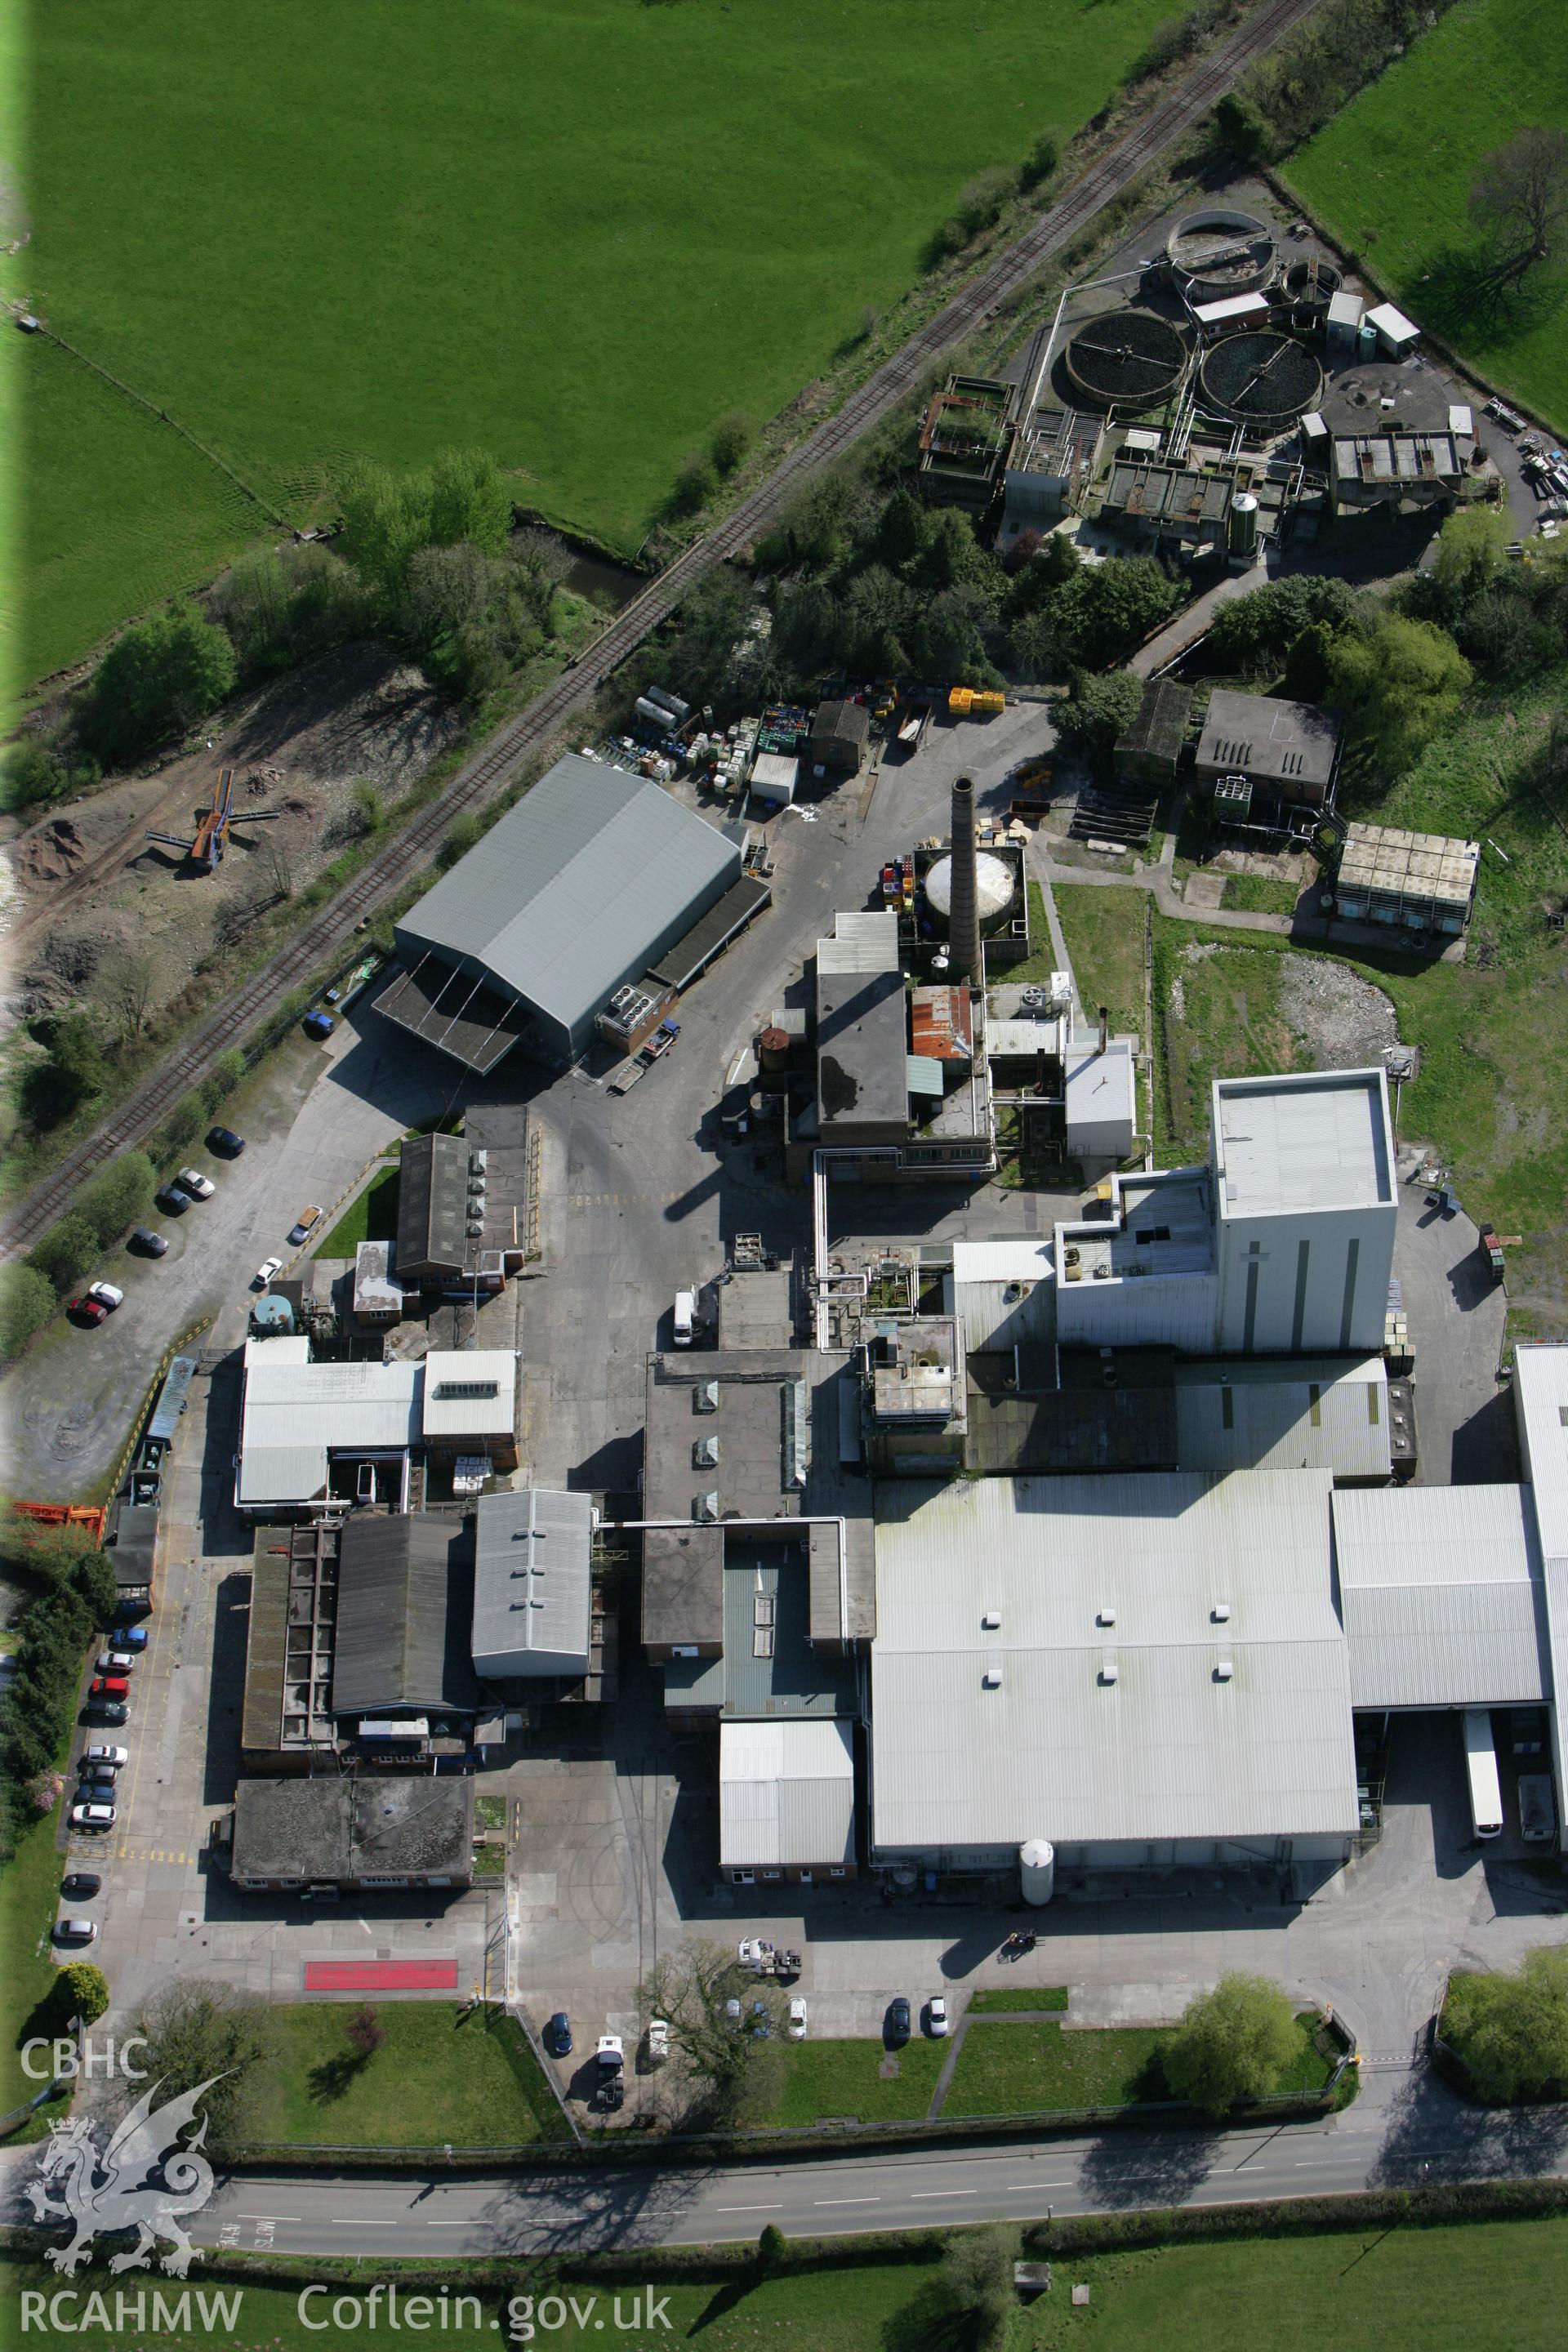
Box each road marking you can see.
[332,2218,398,2226]
[422,2220,477,2227]
[814,2197,880,2207]
[910,2189,977,2199]
[1005,2182,1071,2191]
[715,2203,784,2213]
[237,2213,300,2221]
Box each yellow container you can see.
[973,688,1006,717]
[947,687,973,716]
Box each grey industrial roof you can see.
[106,1499,158,1592]
[810,699,871,751]
[1214,1071,1392,1218]
[1512,1349,1568,1844]
[1334,433,1462,485]
[871,1472,1356,1851]
[398,1133,474,1278]
[230,1775,474,1882]
[148,1356,198,1443]
[397,754,741,1036]
[332,1515,479,1715]
[422,1351,516,1440]
[716,1270,795,1351]
[1332,1485,1548,1708]
[237,1338,421,1508]
[1197,691,1341,786]
[1064,1040,1137,1134]
[817,966,908,1131]
[720,1718,855,1868]
[646,872,772,991]
[662,1544,858,1717]
[472,1487,592,1676]
[1338,824,1479,904]
[374,958,534,1074]
[354,1240,402,1317]
[1116,678,1192,764]
[1174,1356,1390,1477]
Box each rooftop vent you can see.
[468,1151,488,1174]
[1212,1601,1232,1623]
[982,1610,1002,1630]
[695,1381,720,1414]
[466,1221,484,1238]
[693,1436,719,1469]
[694,1491,720,1525]
[982,1667,1004,1690]
[1099,1656,1120,1686]
[1097,1605,1116,1628]
[1214,1658,1234,1682]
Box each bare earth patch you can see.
[1278,952,1402,1070]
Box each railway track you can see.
[0,0,1325,1260]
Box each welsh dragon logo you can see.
[24,2076,223,2276]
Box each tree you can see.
[57,1962,109,2028]
[755,2223,786,2273]
[27,1214,100,1296]
[670,451,719,519]
[131,1981,278,2145]
[1052,668,1145,770]
[1163,1973,1301,2116]
[1434,505,1514,601]
[78,605,237,769]
[0,1264,56,1364]
[1451,1946,1568,2100]
[21,1013,109,1132]
[100,943,160,1039]
[426,449,512,556]
[1469,127,1568,286]
[74,1153,156,1246]
[510,528,572,632]
[873,488,930,572]
[940,2224,1017,2349]
[1205,574,1357,671]
[637,1941,786,2126]
[69,1550,118,1627]
[1047,557,1178,667]
[345,2003,385,2057]
[710,412,755,476]
[1327,615,1472,773]
[1020,129,1059,191]
[338,459,434,599]
[1214,91,1270,167]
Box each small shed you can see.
[751,751,799,806]
[1115,678,1192,789]
[1191,291,1269,335]
[1325,291,1364,354]
[1364,301,1419,359]
[807,699,871,778]
[353,1240,402,1323]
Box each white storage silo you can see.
[1019,1838,1056,1905]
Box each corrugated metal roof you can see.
[1332,1485,1548,1709]
[817,909,899,974]
[1499,1350,1568,1846]
[332,1516,479,1715]
[1174,1356,1390,1477]
[719,1717,855,1867]
[472,1486,592,1676]
[872,1472,1356,1849]
[399,755,740,1034]
[238,1339,421,1507]
[1214,1071,1392,1217]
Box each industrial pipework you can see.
[949,773,980,980]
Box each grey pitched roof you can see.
[397,755,740,1036]
[472,1487,592,1676]
[332,1515,479,1715]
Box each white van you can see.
[673,1289,696,1346]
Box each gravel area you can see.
[1278,951,1402,1069]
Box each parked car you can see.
[646,2018,669,2063]
[127,1227,169,1256]
[750,2000,772,2038]
[176,1168,215,1200]
[927,1996,950,2038]
[70,1803,116,1831]
[886,1997,911,2044]
[69,1296,109,1326]
[77,1780,118,1808]
[84,1701,128,1726]
[60,1873,102,1900]
[724,1997,744,2025]
[207,1126,246,1156]
[90,1676,130,1700]
[546,2011,572,2058]
[288,1207,323,1247]
[82,1745,129,1769]
[596,2036,625,2109]
[787,1998,808,2041]
[304,1009,336,1039]
[87,1281,125,1310]
[109,1628,148,1651]
[155,1186,192,1217]
[96,1653,137,1675]
[253,1257,283,1289]
[53,1918,98,1944]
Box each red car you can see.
[69,1296,109,1326]
[90,1675,130,1700]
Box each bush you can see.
[1053,668,1146,768]
[27,1213,100,1296]
[1446,1950,1568,2100]
[710,411,755,476]
[1020,129,1060,191]
[20,1013,109,1130]
[0,737,96,815]
[0,1264,56,1363]
[201,1050,247,1115]
[58,1962,110,2028]
[1214,89,1271,164]
[74,1152,156,1247]
[155,1090,207,1157]
[439,811,484,870]
[78,604,237,770]
[670,451,719,518]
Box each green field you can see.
[2,0,1182,696]
[945,2013,1332,2117]
[240,2002,567,2148]
[9,2219,1568,2350]
[314,1164,399,1258]
[0,1801,76,2141]
[769,2034,949,2127]
[967,1985,1071,2013]
[1287,0,1568,432]
[1051,881,1149,1041]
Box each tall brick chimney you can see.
[949,773,979,981]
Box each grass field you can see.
[0,1799,76,2141]
[1052,881,1148,1042]
[1223,874,1302,916]
[1286,0,1568,433]
[240,2002,567,2148]
[3,0,1181,697]
[968,1985,1071,2013]
[11,2220,1568,2350]
[314,1165,399,1258]
[769,2035,949,2127]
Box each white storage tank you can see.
[925,849,1016,933]
[1019,1837,1056,1905]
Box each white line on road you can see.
[237,2214,300,2221]
[332,2218,398,2226]
[814,2198,881,2207]
[715,2204,784,2213]
[910,2189,977,2199]
[1005,2183,1071,2192]
[423,2220,479,2227]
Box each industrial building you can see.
[379,755,756,1066]
[805,699,871,780]
[1195,691,1343,831]
[234,1335,519,1513]
[332,1513,479,1733]
[470,1486,593,1679]
[1114,679,1192,793]
[720,1718,857,1884]
[395,1106,532,1292]
[227,1775,474,1894]
[1334,824,1480,936]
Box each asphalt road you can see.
[8,2069,1561,2261]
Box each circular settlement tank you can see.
[759,1026,791,1073]
[1166,207,1276,301]
[1020,1839,1056,1906]
[925,849,1016,933]
[1283,256,1341,317]
[1065,310,1187,408]
[1199,331,1323,425]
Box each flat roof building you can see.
[1335,823,1479,937]
[719,1718,857,1882]
[1513,1345,1568,1849]
[871,1472,1357,1872]
[471,1487,593,1679]
[381,755,744,1065]
[229,1775,474,1892]
[1115,679,1192,787]
[806,699,871,778]
[235,1337,421,1513]
[1196,691,1342,817]
[1332,1486,1548,1710]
